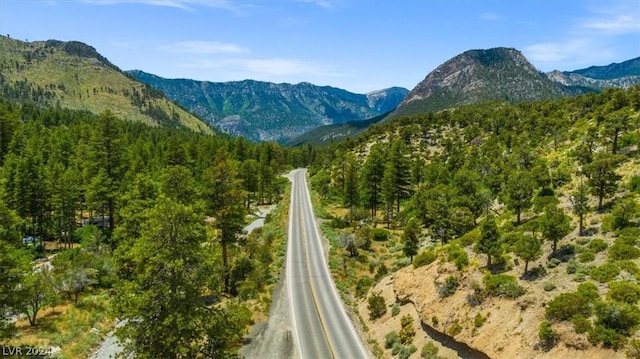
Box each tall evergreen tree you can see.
[513,232,542,275]
[387,139,411,212]
[502,170,535,224]
[584,152,623,212]
[114,197,248,358]
[475,218,502,268]
[203,151,246,293]
[540,205,572,257]
[343,154,359,208]
[360,144,385,220]
[402,218,420,262]
[570,181,591,235]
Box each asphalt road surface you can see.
[287,169,369,359]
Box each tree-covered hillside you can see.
[0,36,212,133]
[308,85,640,358]
[0,102,316,357]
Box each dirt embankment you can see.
[358,260,627,359]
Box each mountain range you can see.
[127,70,408,142]
[390,47,640,119]
[1,36,638,145]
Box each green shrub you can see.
[607,281,640,304]
[595,301,640,335]
[398,344,417,359]
[399,314,416,344]
[588,325,627,349]
[466,283,486,307]
[367,291,387,320]
[375,263,389,281]
[385,330,399,349]
[414,250,437,268]
[539,320,557,351]
[391,302,401,317]
[590,262,621,283]
[474,313,486,328]
[392,342,402,355]
[609,242,640,260]
[483,274,525,299]
[371,228,390,241]
[572,315,592,334]
[447,321,462,337]
[330,216,350,229]
[431,316,439,326]
[356,276,374,297]
[566,258,580,274]
[579,251,595,263]
[238,281,258,301]
[543,282,556,291]
[447,244,469,270]
[587,239,608,253]
[617,260,640,275]
[546,292,591,321]
[618,228,640,245]
[438,275,459,298]
[576,282,601,302]
[630,175,640,193]
[548,258,561,268]
[457,228,480,247]
[421,340,439,359]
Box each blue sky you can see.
[1,0,639,93]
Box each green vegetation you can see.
[367,291,386,320]
[0,101,302,356]
[0,37,211,133]
[305,82,639,357]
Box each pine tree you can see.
[203,151,246,293]
[114,197,248,358]
[502,170,535,224]
[570,181,591,235]
[402,218,420,262]
[360,144,385,220]
[585,152,623,212]
[475,218,502,268]
[387,139,411,212]
[513,233,542,275]
[540,205,572,257]
[343,154,359,209]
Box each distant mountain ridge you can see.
[391,47,640,119]
[391,47,565,118]
[0,36,212,133]
[548,57,640,93]
[128,70,408,142]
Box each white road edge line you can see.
[287,171,304,359]
[301,170,369,359]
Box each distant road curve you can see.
[287,168,369,359]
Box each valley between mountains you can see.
[1,33,640,359]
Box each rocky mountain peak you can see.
[392,47,564,118]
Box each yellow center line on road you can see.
[298,187,337,359]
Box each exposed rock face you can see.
[359,261,628,359]
[392,47,564,118]
[128,70,408,143]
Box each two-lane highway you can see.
[287,169,369,359]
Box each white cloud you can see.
[479,12,500,21]
[80,0,239,11]
[524,38,597,63]
[581,14,640,34]
[579,1,640,35]
[183,57,331,77]
[162,41,248,54]
[524,1,639,70]
[296,0,334,9]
